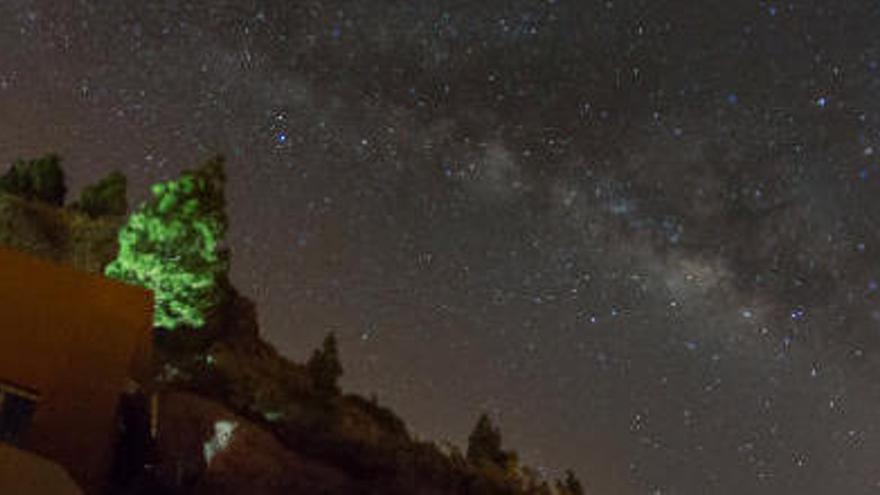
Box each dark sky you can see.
[3,0,880,492]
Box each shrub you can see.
[76,170,127,217]
[0,153,66,206]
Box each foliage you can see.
[104,156,229,330]
[74,170,128,218]
[0,148,592,495]
[555,469,585,495]
[520,466,553,495]
[0,153,66,206]
[307,332,343,397]
[467,413,517,471]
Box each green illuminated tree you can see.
[104,156,230,330]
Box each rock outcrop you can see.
[153,391,356,495]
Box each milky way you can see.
[2,1,880,492]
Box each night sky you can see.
[2,0,880,492]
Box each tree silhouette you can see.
[466,413,517,472]
[0,153,66,206]
[307,332,343,397]
[555,469,585,495]
[104,156,229,330]
[74,170,128,218]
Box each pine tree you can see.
[555,469,585,495]
[104,156,229,330]
[307,332,343,397]
[466,413,514,470]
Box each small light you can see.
[816,96,827,108]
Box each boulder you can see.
[153,390,355,494]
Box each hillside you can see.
[0,186,585,495]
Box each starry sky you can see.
[2,0,880,493]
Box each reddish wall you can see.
[0,247,153,493]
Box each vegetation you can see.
[72,170,128,218]
[307,332,343,397]
[556,470,585,495]
[104,156,230,330]
[467,413,517,470]
[466,412,526,488]
[0,153,591,494]
[0,153,66,206]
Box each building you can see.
[0,246,154,493]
